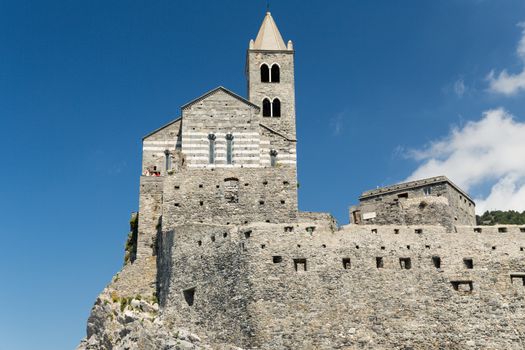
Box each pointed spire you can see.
[253,12,287,50]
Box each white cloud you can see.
[405,109,525,213]
[329,111,344,136]
[488,23,525,95]
[454,78,466,98]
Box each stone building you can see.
[78,11,525,350]
[137,12,298,259]
[350,176,476,231]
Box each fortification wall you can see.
[157,224,254,348]
[355,180,476,230]
[158,220,525,349]
[137,176,164,259]
[161,167,298,228]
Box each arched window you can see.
[262,98,271,117]
[226,133,234,165]
[208,134,216,164]
[260,64,270,83]
[271,64,280,83]
[270,150,278,167]
[272,98,281,117]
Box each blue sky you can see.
[1,1,525,349]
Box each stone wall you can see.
[181,88,263,168]
[142,119,182,175]
[247,50,296,139]
[137,176,164,259]
[354,180,476,231]
[162,167,298,229]
[158,219,525,349]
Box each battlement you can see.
[157,220,525,348]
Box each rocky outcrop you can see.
[77,251,215,350]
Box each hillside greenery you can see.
[476,210,525,225]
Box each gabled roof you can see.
[260,123,296,142]
[142,117,181,140]
[253,12,288,50]
[181,86,260,111]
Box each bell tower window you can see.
[272,98,281,117]
[262,98,271,117]
[226,133,234,165]
[271,64,280,83]
[260,64,270,82]
[208,134,216,164]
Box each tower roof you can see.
[253,12,287,50]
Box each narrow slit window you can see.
[342,258,351,270]
[270,150,278,167]
[376,257,384,268]
[432,256,441,268]
[226,133,234,165]
[208,134,216,164]
[165,150,172,171]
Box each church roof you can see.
[253,12,287,50]
[142,117,181,140]
[181,86,260,110]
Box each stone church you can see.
[137,12,299,259]
[78,11,525,350]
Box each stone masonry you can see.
[78,11,525,350]
[350,176,476,232]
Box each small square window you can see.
[294,258,307,272]
[399,258,412,270]
[342,258,351,269]
[272,256,282,263]
[432,256,441,268]
[463,258,474,269]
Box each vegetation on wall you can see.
[476,210,525,225]
[124,213,139,265]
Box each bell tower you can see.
[247,12,296,139]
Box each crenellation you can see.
[156,221,525,348]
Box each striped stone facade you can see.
[136,14,298,258]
